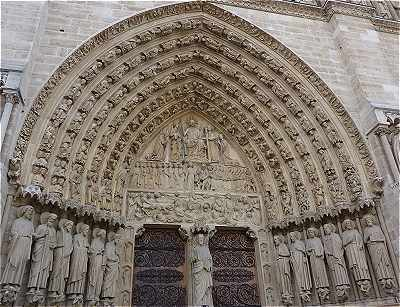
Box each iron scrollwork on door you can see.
[210,230,261,307]
[132,228,186,306]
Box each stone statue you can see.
[191,225,214,307]
[306,227,330,302]
[170,122,183,161]
[322,223,350,301]
[0,206,35,304]
[288,231,312,303]
[48,219,74,302]
[341,219,371,296]
[66,223,90,304]
[26,212,57,303]
[273,235,293,305]
[87,228,106,304]
[206,127,223,163]
[184,119,206,161]
[363,214,395,293]
[101,232,121,304]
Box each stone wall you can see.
[1,0,398,257]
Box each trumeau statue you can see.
[363,214,396,293]
[191,222,214,307]
[66,222,90,304]
[289,231,312,303]
[48,219,74,302]
[341,219,371,296]
[87,228,106,304]
[273,235,293,306]
[27,212,57,303]
[322,223,350,301]
[306,227,330,302]
[101,232,120,304]
[0,206,35,304]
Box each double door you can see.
[132,227,260,307]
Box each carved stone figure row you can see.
[147,118,234,164]
[0,206,122,305]
[128,192,261,226]
[273,216,396,305]
[130,160,256,194]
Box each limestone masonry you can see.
[0,1,399,306]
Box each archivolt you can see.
[12,2,382,227]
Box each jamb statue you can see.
[27,212,58,304]
[288,231,312,303]
[0,205,35,304]
[341,219,371,296]
[322,223,350,301]
[87,228,107,304]
[273,235,293,305]
[66,222,90,304]
[363,214,396,293]
[306,227,330,302]
[48,218,74,302]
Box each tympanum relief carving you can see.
[127,115,261,227]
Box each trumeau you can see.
[1,2,398,306]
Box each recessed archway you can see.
[3,3,398,307]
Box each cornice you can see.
[210,0,400,34]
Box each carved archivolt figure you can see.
[0,206,35,302]
[101,232,120,303]
[363,214,395,292]
[273,235,293,305]
[66,223,90,304]
[87,228,106,304]
[27,212,57,303]
[289,231,312,303]
[192,231,214,307]
[306,227,330,302]
[341,219,371,296]
[322,223,350,300]
[48,219,74,302]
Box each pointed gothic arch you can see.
[4,2,399,307]
[11,2,381,228]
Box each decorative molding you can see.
[210,0,400,34]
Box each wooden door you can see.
[132,228,186,306]
[210,229,261,307]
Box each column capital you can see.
[2,91,21,105]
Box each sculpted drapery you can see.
[48,219,74,302]
[27,212,57,303]
[341,219,371,296]
[87,228,106,303]
[192,232,213,307]
[322,223,350,300]
[0,206,35,292]
[66,223,90,304]
[363,215,395,292]
[101,232,120,301]
[273,235,293,305]
[289,231,312,303]
[306,227,330,302]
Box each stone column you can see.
[0,92,19,152]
